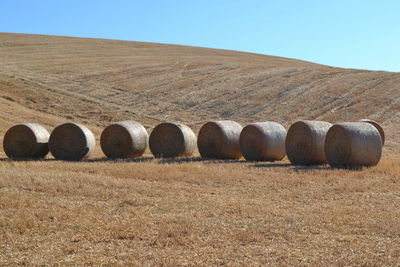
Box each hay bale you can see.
[325,122,382,167]
[49,122,95,161]
[3,123,49,159]
[240,122,287,161]
[149,122,196,158]
[197,120,243,159]
[359,119,385,145]
[101,121,148,159]
[285,120,332,165]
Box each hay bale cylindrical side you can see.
[240,122,287,161]
[3,123,50,159]
[101,120,148,159]
[49,122,95,161]
[359,119,385,145]
[325,122,382,167]
[149,122,196,158]
[285,120,332,165]
[197,120,243,159]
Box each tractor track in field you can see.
[0,33,399,150]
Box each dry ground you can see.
[1,155,400,265]
[0,33,399,265]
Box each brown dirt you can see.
[0,33,399,265]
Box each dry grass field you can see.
[0,33,399,265]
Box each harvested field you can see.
[1,154,400,265]
[0,33,399,265]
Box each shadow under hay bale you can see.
[197,120,243,159]
[3,123,49,159]
[101,120,148,159]
[359,119,385,146]
[325,122,382,167]
[149,122,196,158]
[285,120,332,165]
[240,121,287,161]
[82,156,154,163]
[49,122,95,161]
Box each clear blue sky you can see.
[1,0,399,72]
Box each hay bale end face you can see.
[285,120,332,165]
[325,122,382,167]
[359,119,385,145]
[240,122,287,161]
[49,122,95,161]
[3,123,49,159]
[101,121,148,159]
[198,120,243,159]
[149,122,196,158]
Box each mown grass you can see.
[1,152,399,265]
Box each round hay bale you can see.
[3,123,49,159]
[240,122,287,161]
[359,119,385,145]
[197,120,243,159]
[285,120,332,165]
[325,122,382,167]
[101,120,148,159]
[49,122,95,161]
[149,122,196,158]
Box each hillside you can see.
[1,33,400,265]
[0,33,399,154]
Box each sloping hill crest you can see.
[0,33,399,154]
